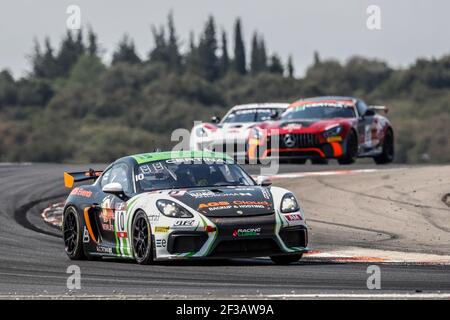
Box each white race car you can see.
[190,103,289,158]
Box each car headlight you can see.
[323,125,342,138]
[195,127,208,137]
[281,193,300,213]
[156,200,194,218]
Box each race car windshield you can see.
[282,105,356,120]
[135,160,255,191]
[223,109,279,123]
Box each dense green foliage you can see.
[0,15,449,164]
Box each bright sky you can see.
[1,0,449,78]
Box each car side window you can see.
[356,100,368,117]
[107,163,132,195]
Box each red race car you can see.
[247,96,394,165]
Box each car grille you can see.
[210,238,280,257]
[279,227,308,248]
[279,133,320,148]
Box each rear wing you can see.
[64,169,103,189]
[368,105,389,114]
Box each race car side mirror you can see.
[102,182,125,197]
[211,116,221,124]
[256,176,272,187]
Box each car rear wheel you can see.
[338,130,358,165]
[132,211,153,265]
[63,206,85,260]
[270,254,303,265]
[374,130,394,164]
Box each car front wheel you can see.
[132,210,153,265]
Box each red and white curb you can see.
[304,248,450,265]
[41,202,64,228]
[268,168,378,180]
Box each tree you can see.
[112,35,141,65]
[0,70,17,107]
[313,51,321,65]
[233,18,246,75]
[268,54,284,75]
[197,16,219,81]
[56,30,85,77]
[87,27,99,56]
[31,37,59,79]
[219,30,230,76]
[250,32,267,74]
[149,26,168,64]
[287,55,295,78]
[167,12,182,72]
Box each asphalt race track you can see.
[1,162,450,299]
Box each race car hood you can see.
[169,186,274,217]
[259,118,352,134]
[213,122,257,141]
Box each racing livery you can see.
[190,103,289,158]
[247,96,394,164]
[62,151,308,265]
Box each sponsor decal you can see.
[148,214,160,222]
[96,246,113,254]
[117,231,128,238]
[115,202,127,211]
[232,228,261,237]
[198,201,230,209]
[261,188,271,200]
[285,214,303,221]
[70,187,92,198]
[83,226,90,243]
[174,220,195,227]
[155,226,170,233]
[156,239,167,248]
[190,191,252,199]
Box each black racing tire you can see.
[374,129,394,164]
[270,254,303,265]
[62,206,86,260]
[131,210,153,265]
[338,129,358,165]
[311,158,328,165]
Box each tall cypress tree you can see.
[198,16,219,81]
[250,33,259,74]
[233,18,246,75]
[250,32,267,74]
[219,30,230,77]
[87,27,99,57]
[167,12,181,72]
[287,55,294,78]
[258,36,267,72]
